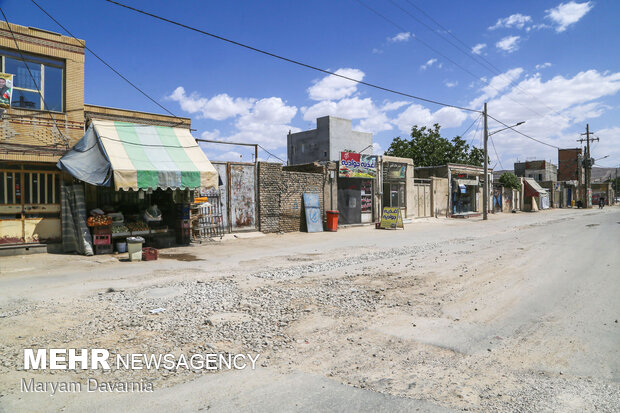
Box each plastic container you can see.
[326,210,339,232]
[126,236,145,261]
[142,247,158,261]
[93,234,111,245]
[116,241,127,253]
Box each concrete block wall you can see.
[258,162,324,233]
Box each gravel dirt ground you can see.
[0,207,618,412]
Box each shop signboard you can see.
[380,206,403,229]
[339,152,377,178]
[0,73,13,108]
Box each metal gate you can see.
[414,179,431,217]
[228,163,257,232]
[0,167,61,244]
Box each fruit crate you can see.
[94,244,113,255]
[93,234,111,245]
[93,225,112,235]
[142,247,158,261]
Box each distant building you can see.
[557,148,584,183]
[287,116,372,166]
[514,160,557,182]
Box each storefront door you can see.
[337,179,361,225]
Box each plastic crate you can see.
[93,225,112,235]
[94,244,113,255]
[93,234,111,245]
[142,247,158,261]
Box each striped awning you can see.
[59,120,218,191]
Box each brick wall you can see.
[0,22,85,163]
[258,162,324,233]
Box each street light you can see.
[488,121,526,136]
[482,103,525,221]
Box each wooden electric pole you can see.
[577,124,598,208]
[483,102,488,220]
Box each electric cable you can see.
[372,0,568,128]
[489,134,504,169]
[400,0,569,126]
[0,7,68,146]
[258,144,286,164]
[458,114,481,138]
[31,0,186,126]
[103,0,480,114]
[487,114,560,149]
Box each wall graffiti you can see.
[229,164,256,231]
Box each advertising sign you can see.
[380,206,404,229]
[339,152,377,178]
[0,73,14,108]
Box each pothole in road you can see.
[159,253,203,261]
[585,224,600,227]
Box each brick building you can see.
[0,21,199,250]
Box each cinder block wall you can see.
[258,162,324,233]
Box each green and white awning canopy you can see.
[63,120,218,191]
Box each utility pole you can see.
[577,124,598,208]
[483,102,488,220]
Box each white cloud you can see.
[546,1,593,32]
[445,80,458,88]
[489,13,532,30]
[193,96,299,150]
[472,43,486,55]
[420,58,438,70]
[470,68,524,108]
[469,69,620,168]
[388,32,412,43]
[496,36,520,53]
[168,87,254,120]
[394,104,466,133]
[372,48,383,54]
[372,142,383,155]
[228,97,299,149]
[380,101,409,112]
[307,68,365,101]
[535,62,552,70]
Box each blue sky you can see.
[4,0,619,169]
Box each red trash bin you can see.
[326,210,339,232]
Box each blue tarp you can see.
[56,124,112,187]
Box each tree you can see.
[499,172,521,190]
[384,124,485,167]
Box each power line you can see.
[487,113,560,149]
[103,0,480,114]
[0,7,68,146]
[489,134,503,169]
[458,113,481,138]
[258,144,286,164]
[30,0,184,125]
[467,115,483,147]
[355,0,487,89]
[399,0,569,127]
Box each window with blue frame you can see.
[0,48,64,112]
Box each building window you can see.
[0,49,64,112]
[0,170,59,205]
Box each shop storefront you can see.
[57,119,218,254]
[451,173,479,214]
[337,152,377,225]
[382,161,407,217]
